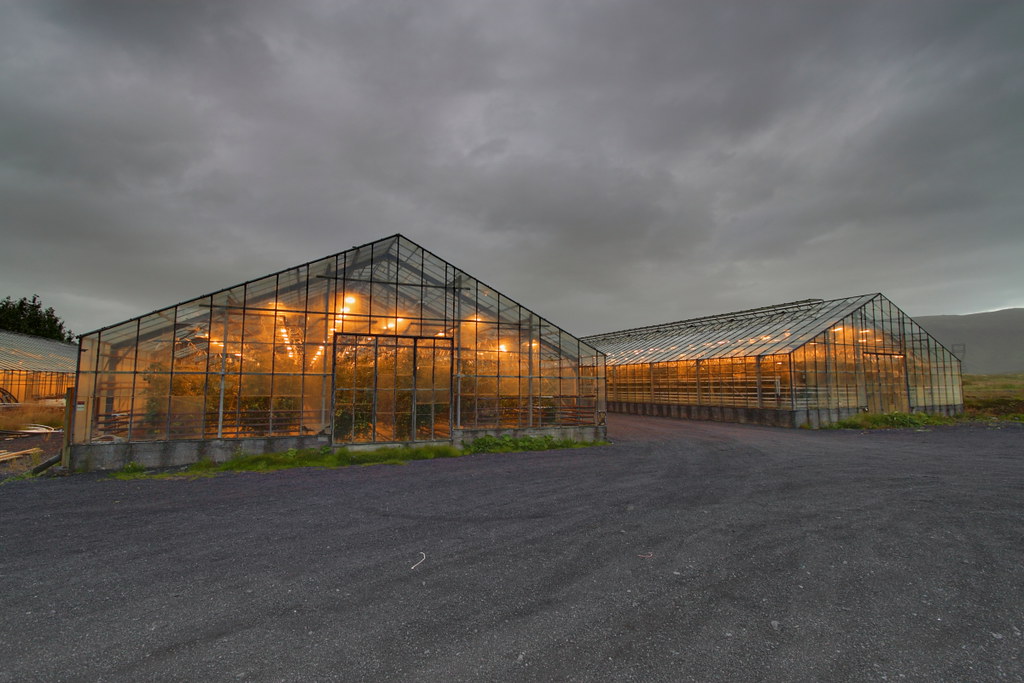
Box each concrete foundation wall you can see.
[67,435,333,472]
[452,424,607,447]
[68,424,608,471]
[607,401,802,428]
[606,401,963,429]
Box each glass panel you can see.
[168,372,207,439]
[73,236,605,445]
[597,294,959,424]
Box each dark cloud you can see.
[1,0,1021,338]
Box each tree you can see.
[0,295,75,342]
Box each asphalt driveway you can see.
[2,416,1022,681]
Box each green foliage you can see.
[110,461,150,479]
[189,456,217,472]
[347,444,463,465]
[0,448,49,483]
[465,434,605,453]
[108,436,600,480]
[0,469,42,485]
[219,444,466,471]
[137,364,303,440]
[0,295,74,342]
[112,443,466,479]
[962,373,1024,399]
[830,412,956,430]
[963,397,1024,421]
[961,373,1024,421]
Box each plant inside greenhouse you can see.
[70,235,605,469]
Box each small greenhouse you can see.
[0,329,77,405]
[583,294,962,428]
[69,235,605,469]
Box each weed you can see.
[0,470,39,485]
[465,434,606,453]
[109,460,150,480]
[184,443,456,473]
[957,373,1024,422]
[0,447,49,479]
[190,457,217,472]
[829,412,956,430]
[963,397,1024,421]
[822,374,1023,428]
[105,436,599,480]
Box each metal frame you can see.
[330,332,455,444]
[586,294,962,426]
[73,235,606,446]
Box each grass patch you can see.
[962,373,1024,421]
[0,449,48,484]
[110,443,467,480]
[0,447,47,478]
[214,444,464,472]
[465,434,606,453]
[829,412,957,430]
[962,397,1024,421]
[829,374,1024,429]
[962,373,1024,399]
[0,470,40,485]
[108,461,169,480]
[108,437,606,480]
[0,405,64,431]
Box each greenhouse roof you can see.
[583,294,880,365]
[82,233,602,361]
[0,329,78,372]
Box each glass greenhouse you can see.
[70,235,605,468]
[583,294,962,428]
[0,330,77,404]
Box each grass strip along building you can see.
[583,294,962,428]
[69,235,605,470]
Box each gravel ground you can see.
[1,415,1022,682]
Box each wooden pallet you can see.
[0,448,43,462]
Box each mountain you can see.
[915,308,1024,375]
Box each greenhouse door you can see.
[332,334,453,444]
[863,352,910,414]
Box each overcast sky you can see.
[2,0,1022,338]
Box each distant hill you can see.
[915,309,1024,375]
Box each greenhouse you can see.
[0,330,77,404]
[69,235,605,469]
[582,294,962,428]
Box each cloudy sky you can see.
[2,0,1022,338]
